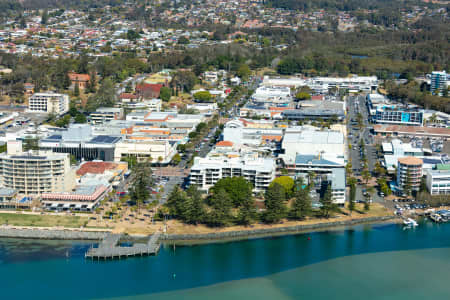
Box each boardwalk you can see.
[85,232,161,260]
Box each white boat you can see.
[403,218,418,227]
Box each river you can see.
[0,220,449,300]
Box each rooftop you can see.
[398,156,423,166]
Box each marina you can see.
[85,232,161,260]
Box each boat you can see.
[403,218,418,227]
[429,214,443,223]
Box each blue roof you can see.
[19,197,31,203]
[42,134,62,142]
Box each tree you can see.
[237,64,251,81]
[211,177,253,207]
[320,183,336,218]
[74,82,80,97]
[171,153,181,166]
[178,36,189,44]
[184,186,206,224]
[41,10,48,25]
[237,194,256,226]
[295,92,311,100]
[74,113,87,123]
[86,78,115,111]
[349,183,356,215]
[193,91,212,103]
[207,188,233,227]
[365,187,375,211]
[263,183,287,223]
[160,86,171,102]
[290,179,311,220]
[270,176,295,198]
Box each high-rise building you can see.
[397,157,423,192]
[431,71,447,96]
[0,141,76,195]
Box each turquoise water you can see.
[1,221,450,300]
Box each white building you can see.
[222,119,283,146]
[252,86,292,104]
[113,139,177,164]
[0,141,76,196]
[189,154,276,193]
[430,71,448,96]
[90,107,123,125]
[28,93,69,115]
[327,168,346,205]
[281,129,345,164]
[426,169,450,195]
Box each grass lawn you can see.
[0,213,89,228]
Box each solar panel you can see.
[89,135,121,144]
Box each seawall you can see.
[161,216,397,242]
[0,228,109,240]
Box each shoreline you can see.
[0,216,399,243]
[160,216,398,245]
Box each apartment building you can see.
[430,71,447,96]
[189,155,276,193]
[426,169,450,195]
[90,107,124,125]
[325,168,346,205]
[0,141,76,196]
[28,93,69,115]
[397,157,423,192]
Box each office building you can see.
[0,141,76,195]
[28,93,69,115]
[39,124,121,161]
[371,106,423,126]
[113,139,177,164]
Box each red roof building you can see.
[136,83,163,100]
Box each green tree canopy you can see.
[160,86,171,102]
[263,183,287,223]
[270,176,295,198]
[211,177,253,207]
[295,92,311,100]
[193,91,212,103]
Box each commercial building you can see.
[425,169,450,195]
[0,188,17,206]
[90,107,124,125]
[189,154,276,193]
[281,101,345,121]
[28,93,69,115]
[373,124,450,139]
[41,184,109,212]
[262,76,378,92]
[430,71,447,96]
[397,157,423,192]
[113,139,177,164]
[39,125,121,161]
[370,105,423,126]
[222,119,283,146]
[0,141,76,196]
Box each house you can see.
[68,72,90,90]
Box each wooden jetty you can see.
[85,232,161,260]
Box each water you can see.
[0,221,449,300]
